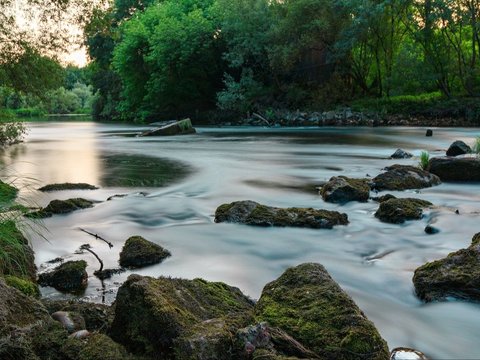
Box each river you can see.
[1,121,480,359]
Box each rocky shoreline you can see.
[204,109,480,127]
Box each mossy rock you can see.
[27,198,94,218]
[320,176,370,204]
[413,233,480,302]
[0,180,18,204]
[38,260,88,293]
[42,299,114,333]
[371,194,396,203]
[0,220,36,280]
[428,157,480,181]
[4,275,40,297]
[38,183,99,192]
[0,277,50,338]
[371,165,440,191]
[215,200,348,229]
[446,140,471,157]
[109,274,254,358]
[119,236,171,268]
[254,263,389,360]
[375,198,433,224]
[63,333,138,360]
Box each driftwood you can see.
[79,244,103,272]
[79,228,113,248]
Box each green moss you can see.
[4,275,40,297]
[110,275,253,357]
[413,233,480,302]
[119,236,171,268]
[64,333,135,360]
[255,263,389,360]
[38,183,99,192]
[38,260,88,293]
[375,198,433,224]
[27,198,94,218]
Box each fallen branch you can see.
[79,244,103,272]
[79,228,113,248]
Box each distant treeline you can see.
[85,0,480,122]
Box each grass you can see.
[419,151,430,170]
[472,137,480,155]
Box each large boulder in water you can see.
[38,260,88,293]
[375,198,433,224]
[413,233,480,302]
[427,157,480,181]
[109,274,254,358]
[254,263,389,360]
[215,200,348,229]
[320,176,370,204]
[140,118,196,136]
[119,236,171,268]
[371,165,440,191]
[446,140,471,157]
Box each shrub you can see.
[472,137,480,156]
[0,119,28,146]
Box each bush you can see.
[0,120,28,146]
[419,151,430,170]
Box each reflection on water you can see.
[1,122,480,359]
[100,153,192,187]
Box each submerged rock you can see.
[27,198,94,218]
[320,176,370,203]
[446,140,471,157]
[140,118,196,136]
[255,263,389,360]
[119,236,171,268]
[215,200,348,229]
[109,274,254,358]
[371,165,440,191]
[38,183,99,192]
[424,225,440,235]
[375,198,433,224]
[413,233,480,302]
[427,157,480,181]
[426,129,433,137]
[38,260,88,293]
[390,347,429,360]
[371,194,396,203]
[390,149,413,159]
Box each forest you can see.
[1,0,479,123]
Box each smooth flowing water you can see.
[2,122,480,359]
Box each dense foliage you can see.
[84,0,479,122]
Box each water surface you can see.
[2,122,480,359]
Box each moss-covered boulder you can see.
[254,263,389,360]
[446,140,471,157]
[38,260,88,293]
[119,236,171,268]
[109,274,254,358]
[413,233,480,302]
[38,183,99,192]
[427,157,480,181]
[375,198,433,224]
[0,220,36,281]
[371,165,440,191]
[215,200,348,229]
[320,176,369,204]
[27,198,94,218]
[62,333,137,360]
